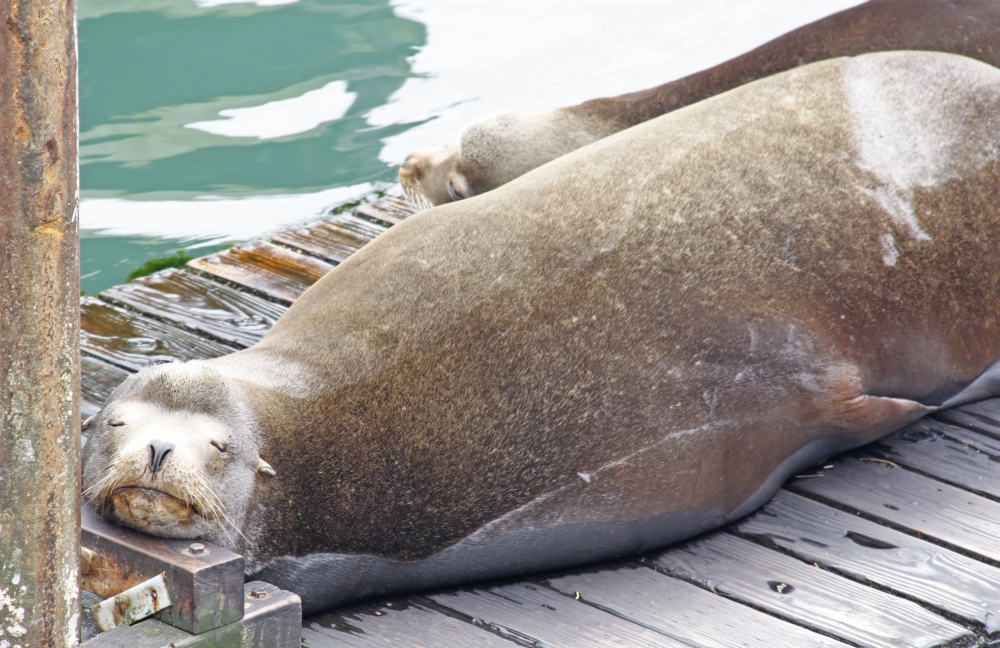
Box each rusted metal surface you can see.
[92,573,172,632]
[80,582,302,648]
[0,0,80,646]
[187,240,334,304]
[81,297,234,371]
[81,505,244,634]
[101,268,287,349]
[271,214,386,265]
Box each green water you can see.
[78,0,425,293]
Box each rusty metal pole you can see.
[0,0,80,646]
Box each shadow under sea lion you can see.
[400,0,1000,207]
[84,51,1000,614]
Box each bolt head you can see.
[249,587,269,599]
[188,542,206,555]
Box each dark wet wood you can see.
[354,198,417,227]
[187,240,334,303]
[650,533,971,648]
[271,214,386,265]
[545,564,849,647]
[101,268,287,348]
[788,456,1000,564]
[734,489,1000,631]
[301,599,515,648]
[81,297,234,372]
[429,583,688,648]
[81,356,131,418]
[935,398,1000,440]
[869,418,1000,500]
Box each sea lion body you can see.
[400,0,1000,206]
[84,52,1000,614]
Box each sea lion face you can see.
[82,362,273,547]
[399,146,471,207]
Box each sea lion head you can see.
[81,361,274,547]
[400,109,624,208]
[399,145,467,208]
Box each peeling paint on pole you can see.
[0,0,80,645]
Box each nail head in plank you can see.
[736,489,1000,631]
[870,418,1000,500]
[788,455,1000,564]
[302,598,516,648]
[430,582,688,648]
[271,214,386,264]
[82,355,132,418]
[81,297,234,371]
[81,504,245,634]
[650,533,970,648]
[188,240,334,303]
[101,268,287,348]
[546,564,849,648]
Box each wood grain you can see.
[101,268,287,348]
[545,564,850,647]
[188,240,334,303]
[935,398,1000,440]
[81,355,132,418]
[81,297,234,371]
[788,456,1000,563]
[354,197,417,227]
[650,533,971,648]
[429,583,688,648]
[302,599,514,648]
[271,214,386,264]
[869,418,1000,500]
[735,489,1000,631]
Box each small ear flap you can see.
[82,416,95,431]
[257,457,276,477]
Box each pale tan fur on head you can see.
[398,109,619,207]
[82,361,274,550]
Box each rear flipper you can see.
[941,357,1000,410]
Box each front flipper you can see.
[831,394,936,444]
[940,357,1000,410]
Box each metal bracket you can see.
[81,504,245,634]
[79,582,302,648]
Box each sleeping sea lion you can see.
[399,0,1000,206]
[84,51,1000,614]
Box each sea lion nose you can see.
[148,440,175,473]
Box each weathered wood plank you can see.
[650,533,971,648]
[271,214,386,265]
[302,599,515,648]
[870,418,1000,500]
[545,564,850,648]
[354,197,416,227]
[81,355,132,418]
[429,583,687,648]
[788,456,1000,564]
[735,489,1000,632]
[187,240,334,303]
[101,268,287,348]
[81,297,234,372]
[935,398,1000,440]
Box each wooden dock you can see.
[80,192,1000,648]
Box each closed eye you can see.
[448,182,465,201]
[210,440,229,453]
[108,420,125,427]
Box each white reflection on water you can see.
[81,183,376,242]
[195,0,298,6]
[185,80,357,140]
[371,0,866,163]
[81,0,864,240]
